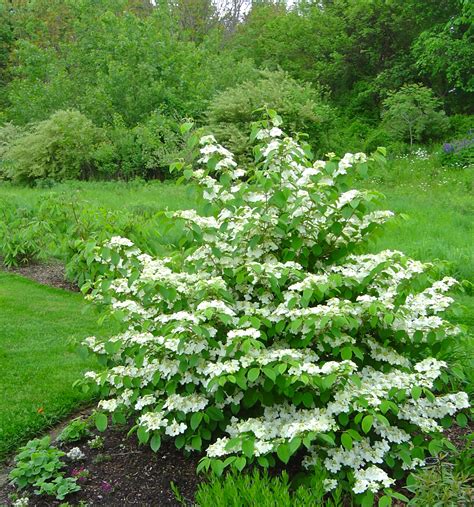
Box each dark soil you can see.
[0,423,202,506]
[1,261,78,292]
[1,420,471,507]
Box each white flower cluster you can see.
[66,447,85,461]
[12,498,29,507]
[82,119,469,497]
[353,466,394,494]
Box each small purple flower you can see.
[71,466,90,483]
[100,480,113,493]
[443,143,454,153]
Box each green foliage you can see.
[0,201,51,266]
[4,110,102,183]
[413,0,474,107]
[57,417,91,443]
[9,436,81,500]
[405,435,474,506]
[0,122,24,178]
[382,84,448,146]
[232,0,470,116]
[0,0,472,181]
[0,181,199,273]
[448,115,474,138]
[207,70,334,156]
[440,143,474,169]
[4,0,254,126]
[93,112,182,180]
[193,469,343,507]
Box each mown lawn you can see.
[0,273,115,458]
[366,160,474,335]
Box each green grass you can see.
[0,179,200,213]
[367,158,473,281]
[365,159,474,335]
[0,272,115,459]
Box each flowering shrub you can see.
[81,115,469,504]
[441,130,474,169]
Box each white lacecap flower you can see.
[353,466,394,494]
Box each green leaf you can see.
[341,432,353,450]
[376,413,390,427]
[192,435,202,451]
[456,413,468,428]
[137,426,150,444]
[338,413,349,426]
[95,413,108,432]
[150,434,161,452]
[210,459,225,476]
[378,495,392,507]
[247,368,260,382]
[362,415,373,434]
[234,456,246,472]
[262,366,276,382]
[277,443,291,464]
[411,385,422,400]
[428,439,442,456]
[361,491,374,507]
[242,437,255,458]
[391,492,410,502]
[207,406,224,421]
[341,346,352,360]
[191,412,203,431]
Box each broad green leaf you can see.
[341,432,353,450]
[95,413,108,432]
[362,415,373,434]
[150,434,161,452]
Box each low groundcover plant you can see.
[9,436,80,500]
[80,114,469,505]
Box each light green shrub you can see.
[206,70,335,157]
[193,468,343,507]
[5,110,102,183]
[9,436,81,500]
[382,84,448,147]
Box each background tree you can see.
[382,84,448,147]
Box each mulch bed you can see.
[1,260,78,292]
[0,418,471,507]
[0,422,202,506]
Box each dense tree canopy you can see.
[0,0,472,179]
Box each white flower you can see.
[353,466,394,494]
[269,127,283,137]
[13,498,29,507]
[67,447,85,461]
[135,394,156,410]
[165,420,187,436]
[200,134,217,145]
[107,236,134,248]
[98,399,119,412]
[323,478,338,492]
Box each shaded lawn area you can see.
[0,272,115,459]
